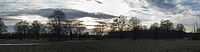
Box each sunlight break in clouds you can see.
[78,17,103,29]
[7,15,49,24]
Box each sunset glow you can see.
[78,17,101,29]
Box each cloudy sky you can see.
[0,0,200,32]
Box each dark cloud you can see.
[123,0,183,15]
[95,0,103,4]
[180,1,200,9]
[85,0,103,4]
[146,0,177,13]
[3,17,19,21]
[145,0,193,15]
[147,0,176,9]
[0,8,116,19]
[86,0,93,1]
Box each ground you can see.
[1,39,200,52]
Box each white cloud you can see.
[0,0,200,32]
[68,0,132,15]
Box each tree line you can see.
[0,9,199,40]
[107,15,188,40]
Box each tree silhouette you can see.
[132,26,140,40]
[197,28,200,33]
[112,16,127,39]
[40,25,49,34]
[93,21,106,36]
[14,20,29,34]
[193,20,198,33]
[159,20,174,31]
[73,21,85,34]
[62,20,73,35]
[0,18,7,35]
[93,27,104,36]
[115,16,126,31]
[159,20,175,39]
[129,17,141,29]
[72,21,86,40]
[48,9,66,40]
[30,20,42,39]
[14,20,29,39]
[176,24,185,32]
[150,22,159,30]
[62,20,75,40]
[128,17,141,40]
[150,22,159,40]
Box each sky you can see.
[0,0,200,32]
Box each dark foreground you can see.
[1,39,200,52]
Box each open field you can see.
[1,39,200,52]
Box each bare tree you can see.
[93,21,106,36]
[14,20,29,34]
[193,20,199,33]
[0,18,7,35]
[72,21,86,39]
[93,28,103,35]
[40,25,49,34]
[14,20,29,39]
[48,9,66,35]
[150,22,159,30]
[73,21,86,35]
[150,22,159,40]
[159,20,174,31]
[30,20,42,39]
[176,24,186,32]
[30,20,42,34]
[111,15,127,39]
[113,15,126,31]
[62,20,75,40]
[159,20,174,39]
[110,23,117,31]
[197,28,200,33]
[48,9,66,40]
[62,20,73,35]
[93,27,104,36]
[128,17,141,40]
[129,17,141,30]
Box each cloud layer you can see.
[0,0,200,32]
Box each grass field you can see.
[1,39,200,52]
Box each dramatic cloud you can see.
[0,0,200,32]
[0,8,116,19]
[123,0,200,32]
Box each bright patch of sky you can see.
[7,15,49,24]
